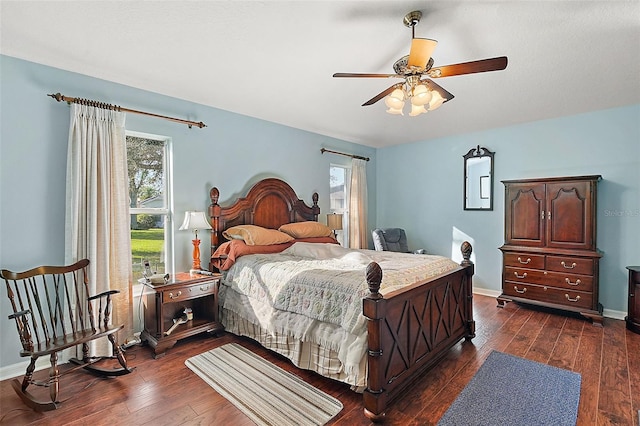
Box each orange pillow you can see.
[222,224,294,246]
[278,221,333,239]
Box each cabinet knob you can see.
[168,291,182,299]
[513,272,528,279]
[513,286,527,294]
[561,261,577,269]
[200,285,210,291]
[517,257,531,264]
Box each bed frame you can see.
[208,178,475,422]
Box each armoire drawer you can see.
[546,255,594,275]
[504,267,593,292]
[503,253,545,269]
[503,281,593,309]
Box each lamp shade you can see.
[407,38,438,69]
[179,211,212,231]
[327,213,343,231]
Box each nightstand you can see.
[140,272,224,358]
[626,266,640,335]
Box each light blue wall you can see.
[0,55,376,368]
[377,104,640,315]
[1,54,637,370]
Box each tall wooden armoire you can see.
[498,175,603,324]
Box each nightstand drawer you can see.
[162,280,217,303]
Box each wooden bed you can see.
[208,178,475,422]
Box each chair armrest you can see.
[88,289,120,301]
[8,309,31,320]
[8,309,34,353]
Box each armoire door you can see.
[545,180,594,250]
[505,182,546,247]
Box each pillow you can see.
[278,221,333,239]
[212,239,295,270]
[222,224,294,246]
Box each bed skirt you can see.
[221,307,368,390]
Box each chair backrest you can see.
[1,259,101,352]
[372,228,410,253]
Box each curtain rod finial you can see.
[47,93,64,102]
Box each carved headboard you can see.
[208,178,320,255]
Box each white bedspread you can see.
[219,242,460,384]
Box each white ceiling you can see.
[1,1,639,148]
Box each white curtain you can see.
[348,158,368,249]
[65,104,133,350]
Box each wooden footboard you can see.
[362,241,475,422]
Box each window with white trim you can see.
[126,131,173,275]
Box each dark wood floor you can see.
[1,294,639,425]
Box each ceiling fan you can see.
[333,11,508,116]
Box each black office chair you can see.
[372,228,426,254]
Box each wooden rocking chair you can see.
[1,258,133,411]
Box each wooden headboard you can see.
[208,178,320,255]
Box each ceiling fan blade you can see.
[430,56,508,78]
[423,79,454,102]
[333,72,400,78]
[362,84,401,106]
[407,38,438,69]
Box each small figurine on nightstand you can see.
[164,307,193,336]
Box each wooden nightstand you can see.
[140,272,224,358]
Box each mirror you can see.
[464,145,495,211]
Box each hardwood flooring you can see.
[1,294,638,425]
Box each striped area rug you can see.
[185,343,343,426]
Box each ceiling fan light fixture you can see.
[386,106,404,115]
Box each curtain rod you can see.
[47,92,206,129]
[320,148,369,162]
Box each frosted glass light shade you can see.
[427,91,446,111]
[411,84,432,106]
[409,104,428,116]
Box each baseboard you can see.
[472,287,627,320]
[0,357,51,382]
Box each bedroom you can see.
[1,0,639,424]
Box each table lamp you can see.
[327,213,343,239]
[179,211,212,271]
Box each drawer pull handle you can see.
[168,291,182,299]
[561,261,577,269]
[200,285,210,291]
[513,286,527,294]
[565,278,581,286]
[513,272,528,279]
[565,294,581,302]
[517,257,531,264]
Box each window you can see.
[126,131,173,276]
[329,165,350,246]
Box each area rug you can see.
[185,343,343,426]
[438,350,581,426]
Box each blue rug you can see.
[438,350,581,426]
